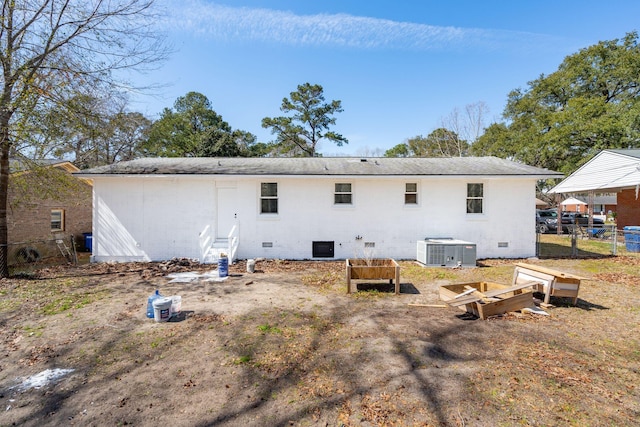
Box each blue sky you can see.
[131,0,640,156]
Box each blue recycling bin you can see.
[83,232,93,252]
[623,226,640,252]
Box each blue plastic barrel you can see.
[623,226,640,252]
[83,232,92,252]
[218,255,228,277]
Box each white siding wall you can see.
[91,174,537,262]
[93,176,216,262]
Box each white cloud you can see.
[163,1,551,51]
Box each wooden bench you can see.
[513,262,583,305]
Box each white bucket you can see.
[246,259,255,273]
[170,295,182,317]
[152,297,172,322]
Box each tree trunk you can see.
[0,116,11,278]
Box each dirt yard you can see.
[1,256,639,426]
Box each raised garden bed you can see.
[439,281,535,319]
[513,262,582,305]
[346,258,400,294]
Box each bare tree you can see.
[440,101,489,152]
[0,0,167,277]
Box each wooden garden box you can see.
[439,281,534,319]
[346,258,400,294]
[513,262,582,305]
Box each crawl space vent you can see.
[312,241,334,258]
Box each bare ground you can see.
[1,257,639,426]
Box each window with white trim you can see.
[51,209,65,231]
[260,182,278,214]
[466,183,483,213]
[334,183,352,204]
[405,183,417,204]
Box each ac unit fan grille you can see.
[427,245,445,265]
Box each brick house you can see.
[8,160,93,263]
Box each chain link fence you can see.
[536,225,640,258]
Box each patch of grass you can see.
[235,355,252,364]
[41,291,106,315]
[400,262,459,282]
[258,323,282,334]
[538,233,622,258]
[150,337,164,349]
[23,324,45,337]
[0,298,21,312]
[0,276,110,316]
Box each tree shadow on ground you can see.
[4,259,638,427]
[187,303,492,427]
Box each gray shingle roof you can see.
[607,149,640,159]
[75,156,563,178]
[10,158,75,173]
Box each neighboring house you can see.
[9,160,93,263]
[76,157,561,263]
[550,149,640,228]
[592,194,617,216]
[557,194,616,216]
[560,197,587,213]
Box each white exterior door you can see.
[216,185,237,239]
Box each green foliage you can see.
[384,143,411,157]
[27,94,152,169]
[385,128,468,157]
[262,83,347,157]
[144,92,258,157]
[9,162,91,208]
[472,32,640,174]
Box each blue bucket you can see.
[219,255,228,277]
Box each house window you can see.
[405,183,418,204]
[466,183,483,214]
[51,209,65,231]
[334,183,352,204]
[260,182,278,214]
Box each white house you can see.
[550,149,640,228]
[75,156,562,263]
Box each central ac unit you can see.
[416,238,476,267]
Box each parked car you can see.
[536,209,558,233]
[560,212,605,232]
